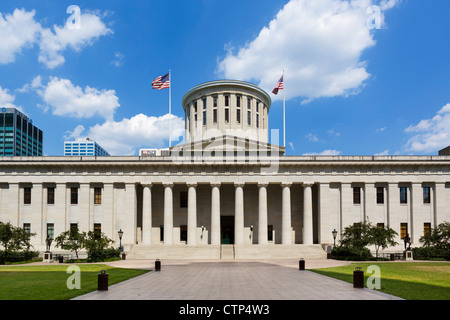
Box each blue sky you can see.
[0,0,449,156]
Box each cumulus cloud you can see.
[66,113,185,155]
[38,12,112,68]
[0,9,41,64]
[217,0,400,103]
[404,103,450,153]
[0,8,111,68]
[35,76,120,120]
[303,149,342,156]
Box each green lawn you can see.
[0,264,149,300]
[311,262,450,300]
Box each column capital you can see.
[303,182,314,187]
[142,183,153,188]
[234,183,245,188]
[163,183,174,188]
[210,183,222,188]
[186,183,198,188]
[258,183,269,188]
[281,182,292,188]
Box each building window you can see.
[213,109,217,124]
[23,223,31,240]
[225,108,229,123]
[424,223,431,237]
[224,95,229,107]
[203,111,206,126]
[70,223,78,236]
[423,187,431,204]
[194,101,197,113]
[94,187,102,205]
[400,223,408,240]
[247,111,251,125]
[71,188,78,205]
[247,97,251,109]
[160,225,164,242]
[203,98,207,110]
[24,187,31,205]
[47,223,54,240]
[213,96,218,108]
[94,223,101,240]
[180,191,188,208]
[237,96,241,108]
[236,109,241,124]
[180,225,187,242]
[376,187,384,204]
[353,187,361,204]
[256,114,259,128]
[400,187,408,204]
[377,223,384,229]
[47,187,55,205]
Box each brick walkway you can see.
[73,259,402,300]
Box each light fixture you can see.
[118,229,124,252]
[332,229,338,248]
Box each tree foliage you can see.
[0,221,36,264]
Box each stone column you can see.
[163,184,173,245]
[234,183,245,245]
[142,184,152,245]
[303,183,314,245]
[211,183,221,246]
[281,183,292,245]
[187,183,197,246]
[258,184,268,244]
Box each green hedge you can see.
[0,250,39,264]
[331,246,373,261]
[412,247,450,261]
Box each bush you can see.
[331,246,373,261]
[87,247,121,262]
[0,250,39,264]
[413,247,450,261]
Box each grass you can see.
[0,264,149,300]
[311,262,450,300]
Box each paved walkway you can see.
[73,259,402,300]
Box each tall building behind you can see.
[64,137,110,156]
[0,108,43,156]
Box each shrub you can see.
[331,246,373,261]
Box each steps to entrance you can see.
[220,245,235,260]
[126,244,327,260]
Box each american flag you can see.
[152,73,170,90]
[272,75,284,95]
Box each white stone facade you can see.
[0,80,449,259]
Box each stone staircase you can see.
[220,244,235,260]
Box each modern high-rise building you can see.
[0,107,43,156]
[64,137,110,156]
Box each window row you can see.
[23,187,103,205]
[353,186,432,205]
[22,223,103,240]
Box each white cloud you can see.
[306,133,319,142]
[375,149,389,155]
[217,0,399,103]
[303,149,342,156]
[404,103,450,153]
[68,113,185,155]
[36,77,120,120]
[111,52,124,67]
[0,9,41,64]
[0,8,111,68]
[38,12,112,68]
[0,86,16,107]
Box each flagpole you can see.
[169,69,172,148]
[283,69,285,148]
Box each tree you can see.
[340,222,372,258]
[84,231,115,262]
[54,229,86,259]
[419,221,450,253]
[370,224,398,258]
[0,222,35,264]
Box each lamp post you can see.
[118,229,124,252]
[332,229,338,248]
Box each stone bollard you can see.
[155,259,161,271]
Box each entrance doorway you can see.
[221,216,234,244]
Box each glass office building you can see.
[64,137,110,156]
[0,108,43,156]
